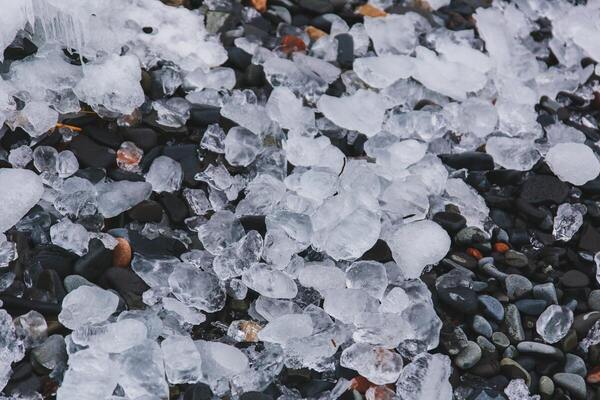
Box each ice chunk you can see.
[0,168,43,232]
[224,127,262,167]
[341,343,403,385]
[354,55,414,89]
[74,54,145,116]
[412,47,487,100]
[241,263,298,299]
[364,14,424,55]
[71,319,147,353]
[545,142,600,185]
[145,156,183,193]
[395,353,452,400]
[444,178,489,229]
[536,305,573,344]
[168,265,226,313]
[50,219,90,256]
[504,379,540,400]
[96,181,152,218]
[283,132,346,173]
[298,263,346,294]
[162,297,206,325]
[486,136,540,171]
[553,203,586,241]
[266,87,315,131]
[221,90,272,136]
[13,310,47,348]
[8,145,33,168]
[184,67,236,91]
[0,310,25,390]
[161,335,202,384]
[258,314,314,345]
[317,89,387,136]
[345,261,388,300]
[196,210,245,255]
[33,146,58,173]
[353,312,407,348]
[116,340,169,399]
[57,349,119,400]
[10,101,58,137]
[153,97,191,128]
[56,151,79,178]
[59,286,119,330]
[201,124,226,154]
[196,340,249,393]
[387,220,450,279]
[323,288,378,324]
[284,168,339,202]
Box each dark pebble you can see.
[84,125,122,149]
[438,286,479,314]
[578,223,600,253]
[120,127,159,151]
[516,341,564,360]
[127,200,164,223]
[432,211,467,233]
[70,135,116,169]
[159,192,190,224]
[190,105,221,126]
[335,33,354,69]
[33,245,77,278]
[520,175,570,205]
[478,295,505,321]
[515,299,547,316]
[440,152,494,171]
[299,0,334,13]
[184,383,213,400]
[560,270,590,288]
[573,311,600,337]
[73,239,113,282]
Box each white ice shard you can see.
[266,87,315,131]
[0,310,25,391]
[364,14,424,56]
[56,349,119,400]
[145,156,183,193]
[96,181,152,218]
[323,288,379,324]
[317,89,387,136]
[353,55,414,89]
[395,353,452,400]
[71,319,147,353]
[224,127,262,167]
[168,265,226,313]
[0,169,43,232]
[545,142,600,185]
[298,263,346,294]
[486,136,540,171]
[341,343,403,385]
[387,220,451,279]
[258,314,314,345]
[161,335,202,384]
[345,261,388,300]
[50,219,90,256]
[58,286,120,330]
[553,203,586,242]
[241,263,298,299]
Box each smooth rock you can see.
[478,295,505,321]
[491,332,510,349]
[455,341,482,370]
[515,299,547,316]
[432,212,467,233]
[438,286,479,314]
[505,274,533,300]
[564,353,587,377]
[516,341,564,360]
[520,175,570,205]
[439,152,494,171]
[504,304,525,342]
[560,270,590,288]
[553,373,586,400]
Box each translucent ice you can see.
[395,353,452,400]
[317,90,387,136]
[241,263,298,299]
[145,156,183,193]
[504,379,540,400]
[353,55,414,89]
[536,305,573,344]
[486,136,541,171]
[168,265,226,313]
[50,219,90,256]
[224,127,262,167]
[553,203,586,241]
[340,343,403,385]
[545,143,600,185]
[0,168,43,232]
[56,349,119,400]
[387,220,451,279]
[161,335,202,384]
[0,310,25,391]
[258,314,314,345]
[266,87,315,131]
[58,286,119,330]
[96,181,152,218]
[345,261,388,300]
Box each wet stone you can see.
[432,211,467,233]
[564,353,587,377]
[588,289,600,311]
[491,332,510,349]
[539,376,554,398]
[455,341,482,370]
[560,270,590,288]
[533,283,558,305]
[515,299,547,316]
[500,358,530,385]
[504,304,526,343]
[520,175,570,205]
[438,286,479,314]
[505,274,533,300]
[478,295,505,321]
[472,315,493,338]
[553,373,586,400]
[503,250,529,268]
[439,152,495,171]
[516,341,564,360]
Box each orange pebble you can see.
[494,242,510,253]
[249,0,267,12]
[350,376,373,394]
[588,366,600,383]
[466,247,483,260]
[355,4,388,17]
[280,35,306,54]
[305,26,327,41]
[113,237,132,268]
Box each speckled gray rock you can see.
[472,315,493,338]
[504,304,525,342]
[503,345,518,359]
[505,274,533,300]
[553,373,586,400]
[539,376,554,399]
[533,283,558,305]
[515,299,547,316]
[564,353,586,377]
[478,295,504,321]
[504,250,529,268]
[492,332,510,349]
[476,336,496,353]
[455,341,482,370]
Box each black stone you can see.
[335,33,354,69]
[514,299,547,316]
[120,127,159,151]
[560,270,590,288]
[32,245,77,278]
[127,200,164,223]
[74,167,106,184]
[184,383,213,400]
[438,287,479,314]
[108,168,145,182]
[578,223,600,253]
[573,311,600,337]
[73,239,113,282]
[70,135,116,169]
[519,175,569,205]
[486,169,524,186]
[432,211,467,233]
[190,105,221,126]
[299,0,334,13]
[159,192,190,224]
[439,152,494,171]
[83,125,122,149]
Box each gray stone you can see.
[539,375,554,399]
[515,299,547,316]
[63,274,95,292]
[533,283,558,305]
[564,353,587,377]
[500,358,530,385]
[504,250,529,268]
[472,315,493,338]
[455,341,482,370]
[516,341,564,360]
[553,373,586,400]
[492,332,510,349]
[504,304,525,342]
[503,345,518,359]
[478,295,505,321]
[31,335,67,371]
[476,336,496,353]
[455,226,490,246]
[588,289,600,311]
[505,274,533,300]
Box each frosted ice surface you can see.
[258,314,314,345]
[242,263,298,299]
[161,335,202,384]
[553,203,586,241]
[58,286,119,330]
[545,142,600,185]
[486,136,541,171]
[395,353,452,400]
[346,261,388,300]
[353,55,414,89]
[323,288,378,324]
[96,181,152,218]
[387,220,451,279]
[56,349,119,400]
[145,156,183,193]
[504,379,540,400]
[0,310,25,391]
[224,127,262,167]
[340,343,403,385]
[185,67,236,91]
[50,219,90,256]
[298,263,346,294]
[0,169,43,233]
[536,305,573,344]
[364,14,424,55]
[71,319,147,353]
[266,87,315,131]
[317,90,387,136]
[168,264,226,313]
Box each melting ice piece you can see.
[168,265,226,313]
[71,319,147,353]
[8,145,33,168]
[258,314,314,345]
[241,263,298,299]
[317,89,387,136]
[116,340,169,399]
[0,168,44,232]
[364,14,423,56]
[266,87,315,131]
[0,310,25,390]
[58,286,119,330]
[56,348,119,400]
[50,218,90,256]
[504,379,540,400]
[298,263,346,294]
[224,127,262,167]
[340,343,403,385]
[545,142,600,185]
[553,203,586,241]
[345,261,388,300]
[56,150,79,178]
[354,55,414,89]
[145,155,183,193]
[387,220,451,279]
[323,288,379,324]
[195,340,249,392]
[486,136,540,171]
[96,181,152,218]
[536,305,573,344]
[161,335,202,384]
[13,310,47,348]
[201,124,226,153]
[196,210,245,255]
[395,353,452,400]
[353,312,407,348]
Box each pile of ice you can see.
[0,0,600,398]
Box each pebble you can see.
[63,274,94,292]
[503,250,529,268]
[455,341,482,370]
[70,135,116,169]
[432,211,467,233]
[573,311,600,336]
[516,341,564,361]
[559,270,590,288]
[500,358,530,385]
[520,174,570,205]
[121,127,159,151]
[438,286,479,314]
[552,373,587,400]
[472,315,493,338]
[476,336,496,355]
[505,274,533,300]
[491,332,510,349]
[455,226,490,246]
[183,383,213,400]
[515,299,547,316]
[439,152,495,171]
[113,238,132,269]
[564,353,587,377]
[73,238,113,281]
[504,304,526,342]
[587,365,600,383]
[335,33,354,69]
[579,224,600,253]
[533,283,558,305]
[538,376,554,398]
[299,0,333,13]
[127,200,164,223]
[478,295,505,321]
[589,289,600,311]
